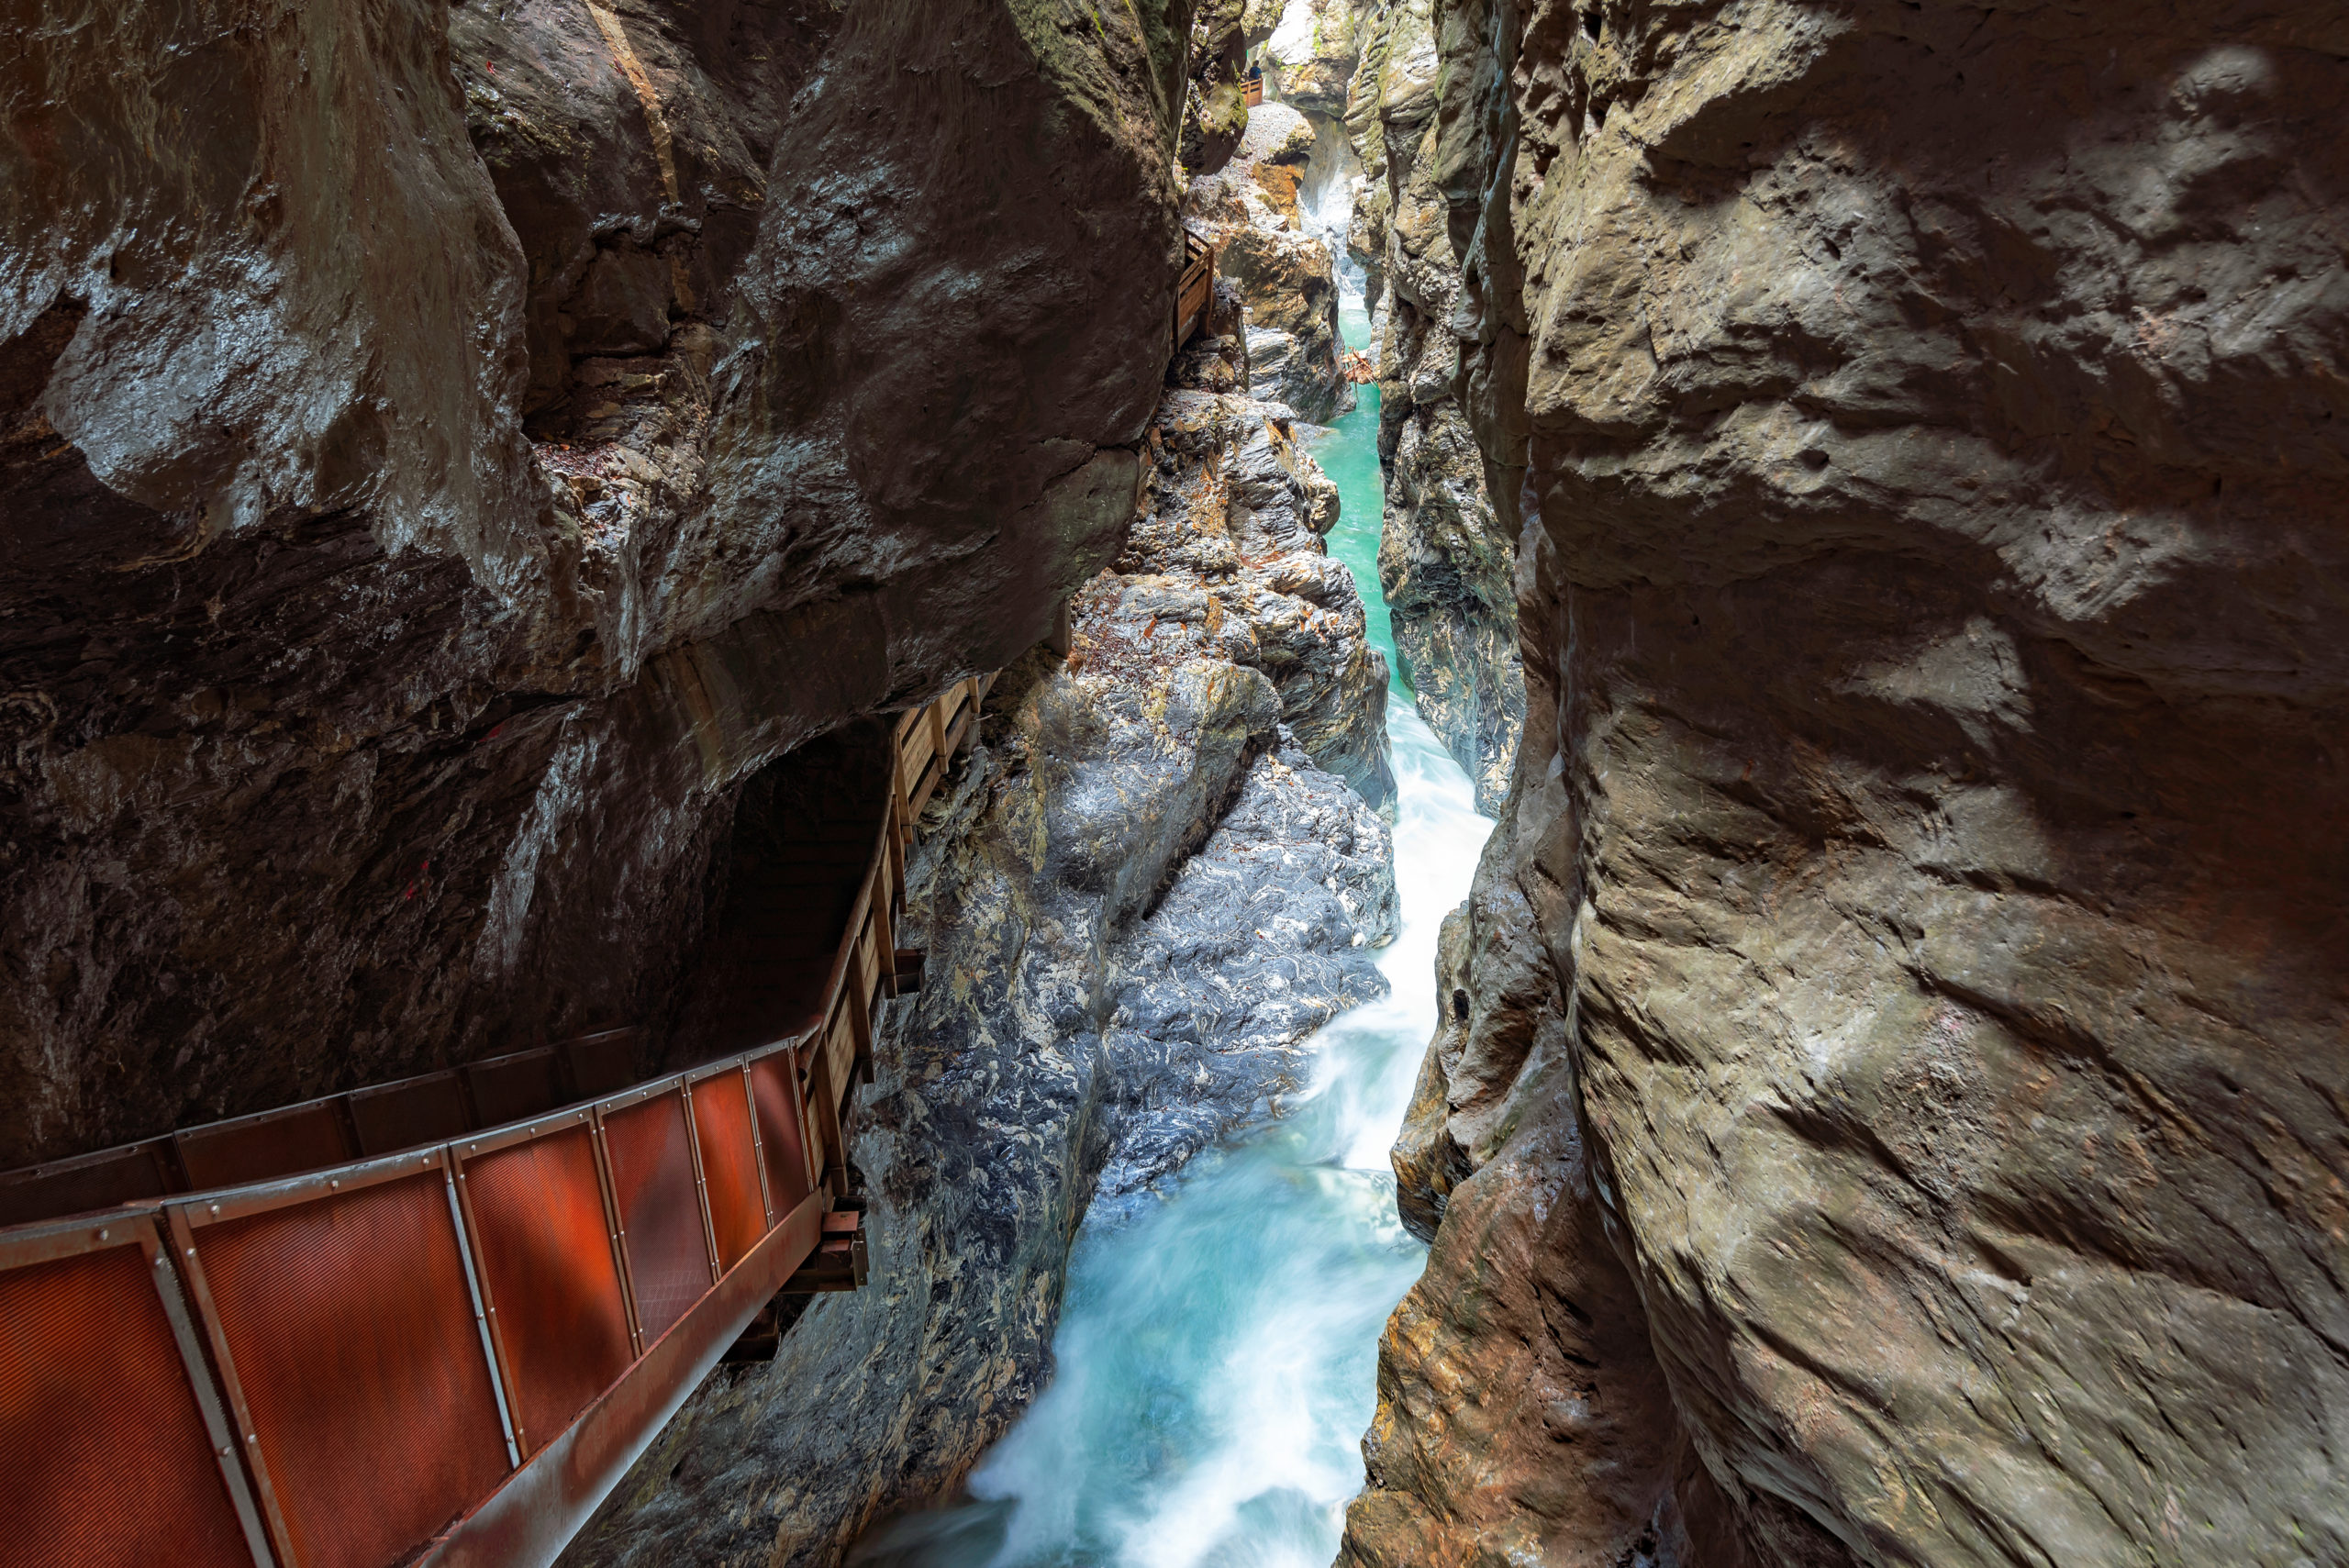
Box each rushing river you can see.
[855,307,1490,1568]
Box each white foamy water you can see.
[852,298,1489,1568]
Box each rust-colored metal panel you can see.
[558,1029,641,1100]
[687,1072,763,1273]
[349,1071,471,1156]
[598,1094,712,1345]
[192,1172,511,1568]
[460,1126,634,1457]
[177,1100,357,1191]
[0,1140,176,1226]
[0,1227,259,1567]
[417,1190,828,1568]
[465,1049,562,1127]
[747,1053,812,1225]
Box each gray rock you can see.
[566,630,1393,1565]
[1340,0,1524,814]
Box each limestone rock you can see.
[1264,0,1365,116]
[1353,2,2349,1565]
[565,589,1394,1567]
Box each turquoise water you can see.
[852,304,1486,1568]
[1314,306,1406,700]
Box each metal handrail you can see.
[0,675,995,1568]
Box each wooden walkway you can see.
[0,675,994,1568]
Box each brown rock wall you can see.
[1349,2,2349,1565]
[0,0,1191,1165]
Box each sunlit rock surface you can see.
[1189,104,1355,424]
[0,0,1190,1164]
[1348,2,2349,1566]
[1130,386,1394,805]
[1341,0,1524,813]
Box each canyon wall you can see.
[1349,2,2349,1565]
[1346,0,1525,812]
[0,0,1190,1166]
[564,342,1398,1566]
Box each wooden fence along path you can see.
[1174,228,1217,353]
[0,674,994,1568]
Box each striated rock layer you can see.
[0,0,1190,1164]
[565,350,1397,1566]
[1347,3,2349,1566]
[1344,0,1524,813]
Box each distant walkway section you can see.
[0,675,995,1568]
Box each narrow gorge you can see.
[1,4,2343,1568]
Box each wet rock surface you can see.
[1341,0,1524,813]
[562,272,1397,1568]
[1188,104,1355,424]
[0,0,1191,1165]
[1346,3,2349,1566]
[1124,384,1394,805]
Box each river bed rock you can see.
[1345,3,2349,1566]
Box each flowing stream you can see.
[855,305,1489,1568]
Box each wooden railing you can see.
[1174,230,1218,353]
[1245,77,1264,106]
[0,675,996,1568]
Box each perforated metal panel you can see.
[466,1049,562,1127]
[0,1236,254,1567]
[349,1072,470,1155]
[178,1101,354,1190]
[195,1173,510,1568]
[0,1141,174,1226]
[560,1029,641,1099]
[747,1053,812,1223]
[599,1095,712,1345]
[690,1073,765,1272]
[462,1128,633,1454]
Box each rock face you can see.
[1190,105,1357,424]
[1346,4,2349,1567]
[1341,0,1524,812]
[1130,385,1394,805]
[562,373,1398,1564]
[0,0,1191,1167]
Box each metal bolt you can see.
[209,1203,220,1216]
[96,1228,107,1241]
[328,1179,339,1191]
